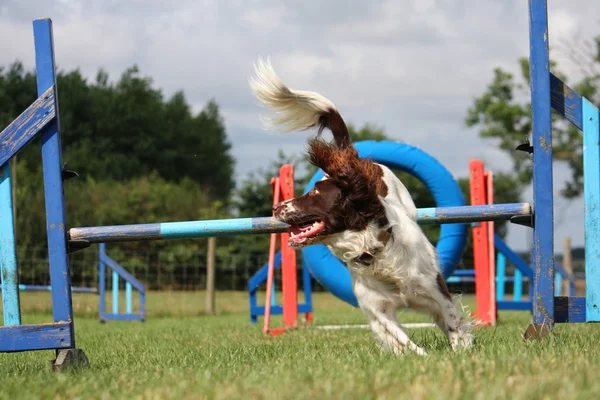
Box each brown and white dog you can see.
[249,58,473,355]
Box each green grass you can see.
[2,291,600,399]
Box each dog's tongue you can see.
[288,221,326,243]
[289,224,310,236]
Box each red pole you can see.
[484,170,497,323]
[263,177,281,334]
[470,159,495,326]
[278,164,298,329]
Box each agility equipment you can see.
[1,2,598,368]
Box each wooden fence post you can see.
[206,237,216,315]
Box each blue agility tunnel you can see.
[301,140,468,307]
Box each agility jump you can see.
[1,0,599,368]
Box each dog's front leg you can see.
[353,275,427,356]
[364,306,427,356]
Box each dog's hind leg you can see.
[409,275,474,351]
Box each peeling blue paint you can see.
[0,165,21,326]
[550,73,583,130]
[0,87,56,168]
[0,322,72,352]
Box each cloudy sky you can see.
[1,0,599,252]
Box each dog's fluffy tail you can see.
[249,58,351,148]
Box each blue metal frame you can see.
[98,243,145,322]
[247,252,314,323]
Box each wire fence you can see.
[15,245,316,292]
[14,245,583,295]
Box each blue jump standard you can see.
[68,203,532,243]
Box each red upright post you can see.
[484,170,497,323]
[278,164,298,329]
[470,160,496,326]
[263,177,281,335]
[263,164,300,336]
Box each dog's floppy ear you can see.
[307,138,358,179]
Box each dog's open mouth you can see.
[288,219,326,247]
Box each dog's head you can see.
[273,139,389,248]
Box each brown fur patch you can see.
[307,139,389,230]
[436,273,452,300]
[318,109,350,149]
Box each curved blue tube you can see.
[301,140,468,307]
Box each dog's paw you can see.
[452,332,475,351]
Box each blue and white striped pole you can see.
[69,203,532,244]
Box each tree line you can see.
[1,31,598,289]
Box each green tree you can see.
[465,35,600,199]
[348,122,389,142]
[0,62,235,200]
[1,60,237,286]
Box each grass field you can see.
[2,290,600,399]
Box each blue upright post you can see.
[0,164,21,326]
[126,282,132,314]
[34,18,78,344]
[112,271,119,314]
[496,253,506,302]
[554,273,562,296]
[32,18,88,367]
[514,268,523,302]
[526,0,555,337]
[583,98,600,322]
[271,281,276,307]
[302,259,313,314]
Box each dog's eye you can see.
[309,188,319,196]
